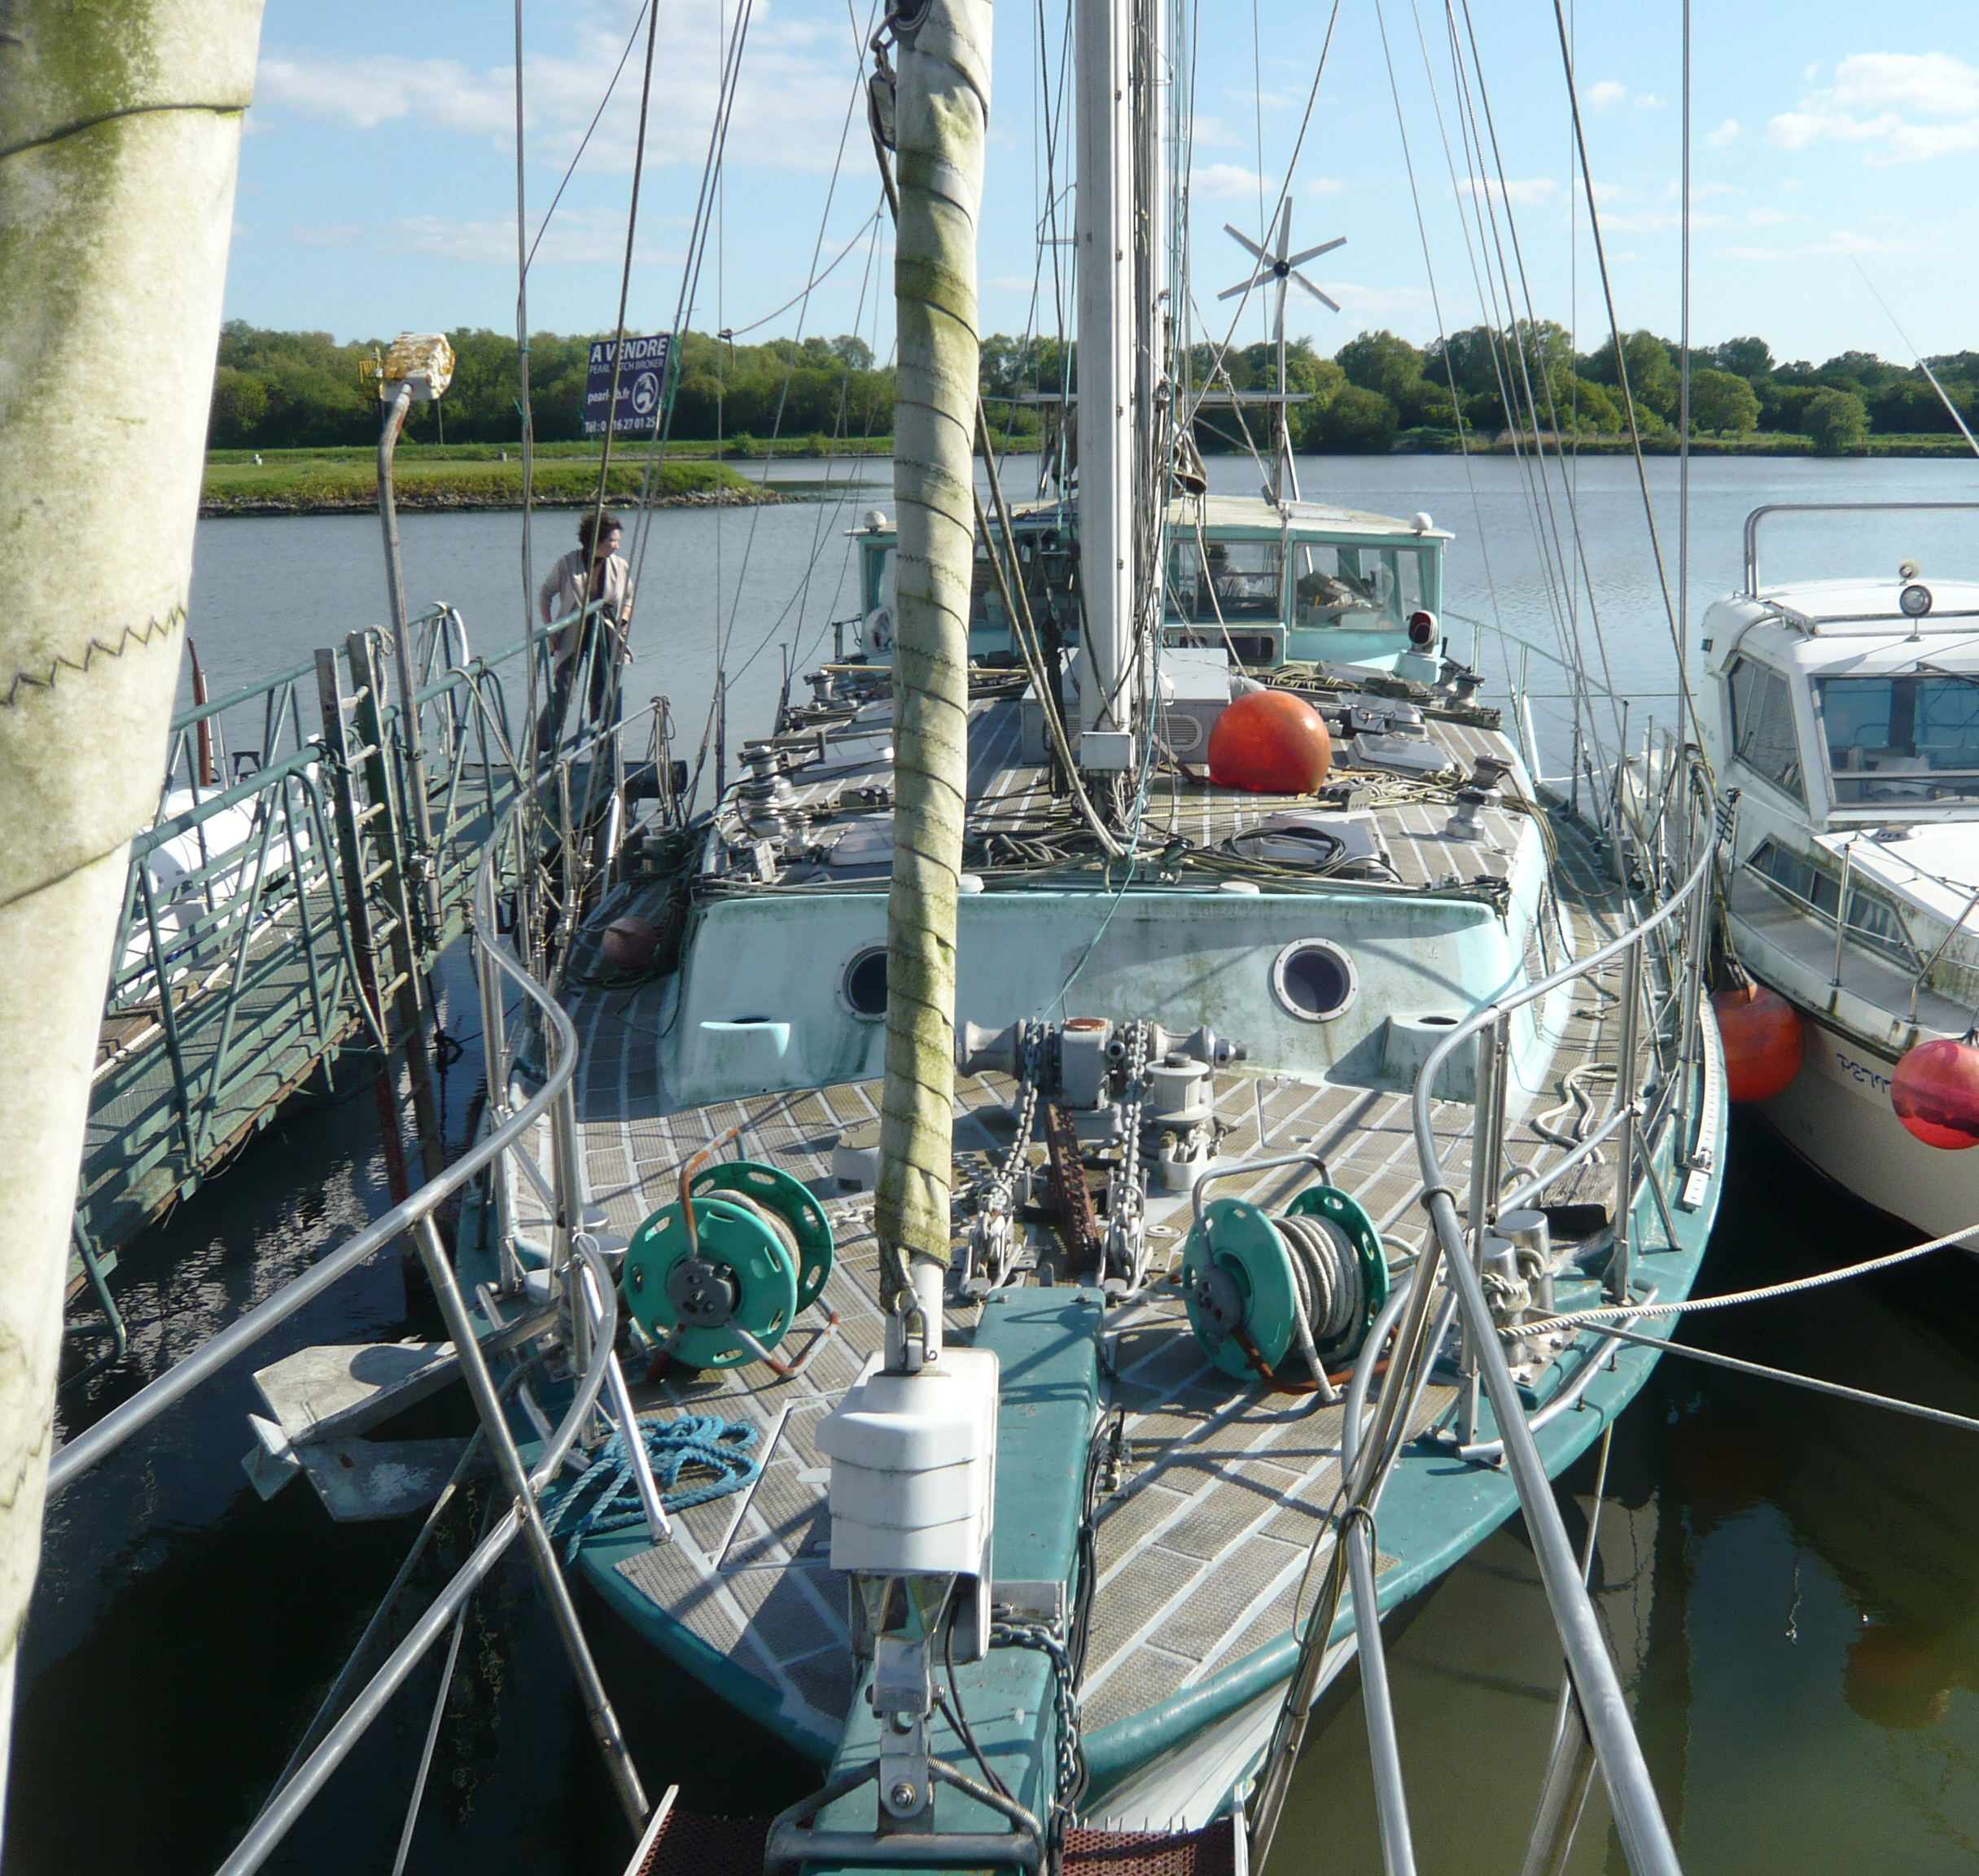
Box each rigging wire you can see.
[1370,0,1505,690]
[1548,0,1700,752]
[521,1,652,279]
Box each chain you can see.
[991,1620,1085,1812]
[968,1028,1043,1289]
[1106,1020,1150,1286]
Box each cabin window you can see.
[1725,658,1806,804]
[1288,544,1430,630]
[1817,673,1979,804]
[969,551,1010,638]
[1166,540,1283,625]
[863,543,896,617]
[1746,838,1919,968]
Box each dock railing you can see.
[1249,756,1725,1876]
[50,707,671,1869]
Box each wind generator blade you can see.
[1290,272,1341,313]
[1275,198,1294,260]
[1274,283,1286,345]
[1223,222,1268,263]
[1218,270,1272,302]
[1285,236,1346,268]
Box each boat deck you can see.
[509,795,1648,1779]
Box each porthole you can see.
[839,945,889,1020]
[1272,939,1357,1023]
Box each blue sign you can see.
[583,333,672,437]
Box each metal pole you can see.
[1609,939,1643,1304]
[379,379,442,941]
[414,1216,648,1829]
[1347,1516,1417,1876]
[1419,1194,1681,1876]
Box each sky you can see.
[228,1,1979,369]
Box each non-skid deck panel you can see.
[536,796,1655,1764]
[716,695,1538,891]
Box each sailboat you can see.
[41,0,1730,1870]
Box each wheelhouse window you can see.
[1166,539,1283,625]
[1289,544,1430,631]
[1725,657,1806,804]
[1817,673,1979,805]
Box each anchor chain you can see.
[991,1620,1086,1813]
[1105,1020,1151,1287]
[967,1029,1043,1291]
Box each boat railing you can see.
[1741,501,1979,596]
[1249,754,1724,1876]
[75,604,632,1299]
[51,708,666,1870]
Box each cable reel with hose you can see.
[1180,1186,1389,1384]
[623,1160,838,1372]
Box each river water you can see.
[15,454,1979,1874]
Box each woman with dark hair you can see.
[536,509,636,749]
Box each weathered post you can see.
[0,0,265,1822]
[874,0,992,1360]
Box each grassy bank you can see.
[1383,427,1979,458]
[200,450,777,515]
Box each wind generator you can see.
[1217,204,1343,502]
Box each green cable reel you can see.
[1181,1184,1389,1382]
[623,1160,834,1369]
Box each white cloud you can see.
[1716,245,1791,263]
[384,208,676,267]
[1810,229,1925,256]
[289,221,367,248]
[1706,117,1740,146]
[255,3,860,175]
[1636,93,1666,110]
[1587,81,1626,112]
[1457,175,1557,207]
[1768,52,1979,164]
[1193,163,1272,199]
[1303,177,1346,199]
[258,55,510,134]
[1320,283,1433,318]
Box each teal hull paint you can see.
[1082,1027,1731,1797]
[803,1288,1105,1874]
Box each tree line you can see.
[208,323,893,450]
[212,318,1978,455]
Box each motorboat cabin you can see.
[1699,559,1979,1236]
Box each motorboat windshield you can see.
[1819,668,1979,807]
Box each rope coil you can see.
[544,1414,760,1559]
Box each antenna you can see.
[1219,205,1344,501]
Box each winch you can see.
[622,1159,834,1370]
[1180,1183,1388,1384]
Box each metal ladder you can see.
[315,633,447,1199]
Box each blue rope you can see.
[545,1414,761,1558]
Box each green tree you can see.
[208,366,268,445]
[1804,386,1868,454]
[1334,330,1425,403]
[1689,367,1759,436]
[1714,336,1773,381]
[1319,384,1398,451]
[1565,377,1622,434]
[1583,329,1679,419]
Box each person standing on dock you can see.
[537,509,635,752]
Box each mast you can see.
[0,0,265,1826]
[874,0,992,1355]
[1075,0,1137,771]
